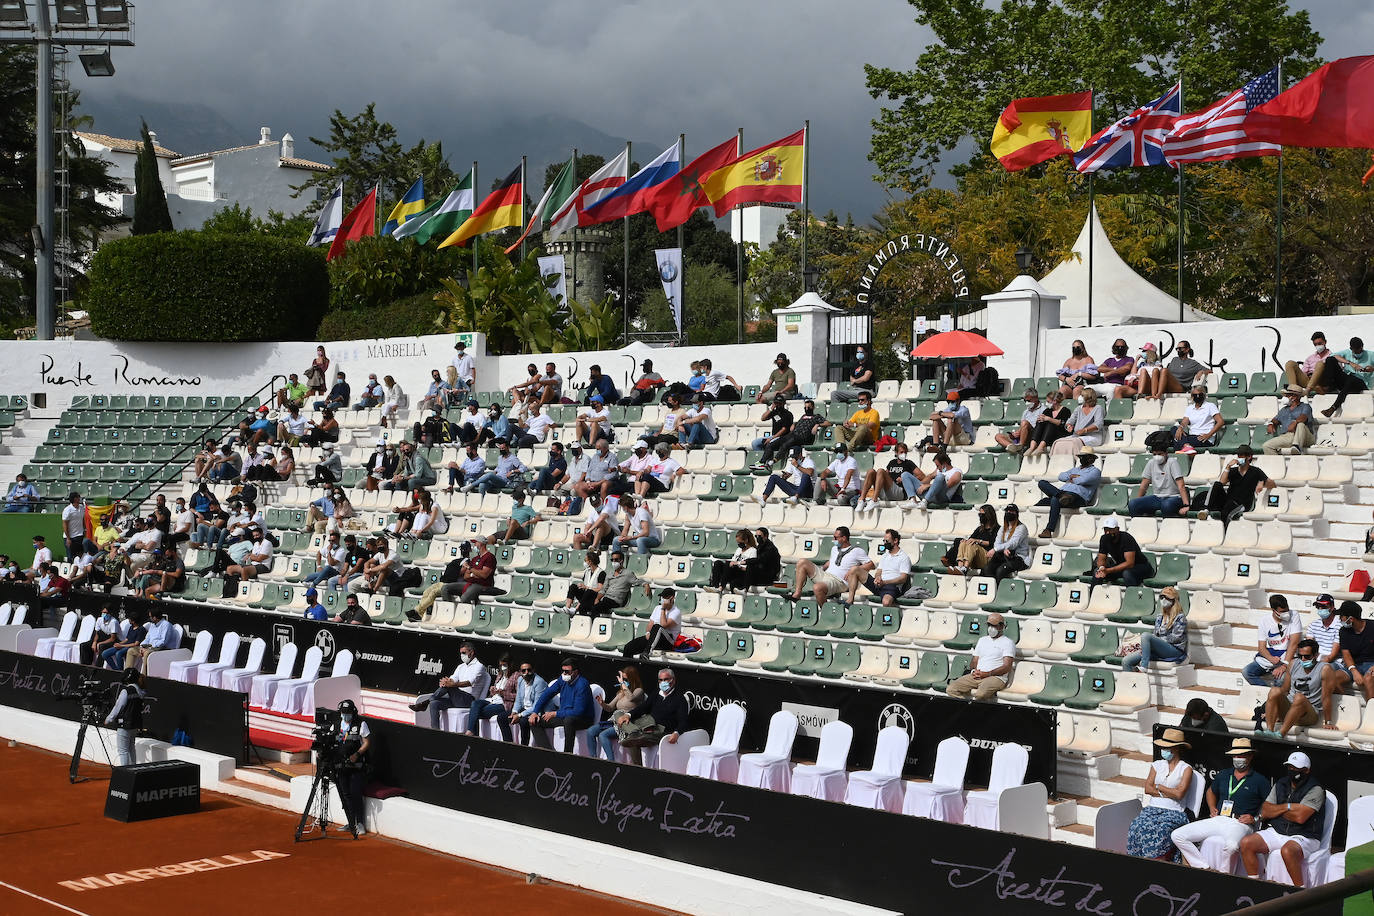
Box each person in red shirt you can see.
[459,536,499,603]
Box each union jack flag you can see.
[1074,83,1182,173]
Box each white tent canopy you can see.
[1040,205,1213,327]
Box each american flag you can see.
[1074,83,1182,173]
[1163,68,1282,164]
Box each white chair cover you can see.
[52,614,96,664]
[301,650,354,718]
[167,631,214,683]
[1322,794,1374,882]
[194,632,242,688]
[34,611,78,658]
[248,643,297,708]
[554,684,606,756]
[1263,791,1339,887]
[845,726,912,813]
[902,736,970,821]
[737,710,800,791]
[791,721,854,802]
[0,602,11,625]
[963,743,1030,829]
[11,604,28,625]
[269,646,324,714]
[220,638,267,694]
[686,702,747,782]
[650,729,710,773]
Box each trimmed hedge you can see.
[317,292,444,340]
[85,231,328,341]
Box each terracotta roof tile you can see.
[73,130,178,158]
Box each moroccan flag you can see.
[325,186,377,261]
[440,166,523,249]
[702,129,805,217]
[990,92,1093,171]
[506,157,575,254]
[404,171,473,245]
[1244,55,1374,149]
[643,136,739,232]
[381,178,425,236]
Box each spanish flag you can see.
[439,166,523,249]
[381,178,425,236]
[990,92,1093,171]
[702,129,804,218]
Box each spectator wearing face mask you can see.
[408,642,491,731]
[1263,385,1316,454]
[1283,331,1331,396]
[832,346,876,403]
[926,390,973,450]
[756,353,798,403]
[1318,335,1374,419]
[1322,601,1374,709]
[1200,444,1273,524]
[1035,448,1101,538]
[1049,387,1105,455]
[506,662,548,745]
[1305,594,1342,678]
[1116,342,1164,400]
[758,399,828,468]
[856,442,915,512]
[1099,338,1136,392]
[1174,384,1225,455]
[1122,585,1185,672]
[1125,729,1194,862]
[1243,595,1302,687]
[1259,639,1326,739]
[1239,751,1327,887]
[1177,697,1229,734]
[996,388,1046,453]
[1055,339,1100,400]
[1144,339,1212,398]
[946,613,1015,701]
[1129,441,1189,517]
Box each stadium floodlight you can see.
[55,1,88,25]
[0,0,27,22]
[78,46,113,75]
[94,0,126,25]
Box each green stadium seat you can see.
[1086,483,1131,516]
[1108,586,1158,624]
[718,632,754,665]
[1249,372,1278,396]
[760,637,806,673]
[904,651,948,690]
[516,546,551,574]
[974,400,1005,425]
[1048,548,1094,582]
[1145,553,1190,588]
[1213,424,1251,454]
[688,630,731,664]
[183,396,204,410]
[1064,669,1115,710]
[944,613,985,651]
[1219,396,1248,423]
[1069,625,1121,663]
[985,579,1027,614]
[816,643,862,678]
[1029,665,1080,705]
[515,610,551,641]
[727,595,769,629]
[1020,580,1057,615]
[790,640,835,675]
[1105,399,1134,423]
[1218,373,1247,396]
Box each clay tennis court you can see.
[0,742,674,916]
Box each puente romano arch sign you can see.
[856,232,971,307]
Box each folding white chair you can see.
[0,602,11,625]
[552,684,606,756]
[686,702,747,782]
[736,710,800,791]
[649,728,709,773]
[298,649,355,717]
[844,725,911,813]
[248,643,298,708]
[269,646,324,714]
[51,614,95,664]
[194,633,242,689]
[902,735,971,821]
[34,611,78,658]
[962,743,1030,829]
[220,638,267,694]
[1262,790,1338,887]
[167,630,215,683]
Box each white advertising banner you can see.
[655,247,683,335]
[537,255,567,304]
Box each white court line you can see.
[0,879,93,916]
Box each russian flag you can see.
[580,142,680,226]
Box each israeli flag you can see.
[307,181,344,247]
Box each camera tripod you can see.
[69,709,115,784]
[295,764,360,841]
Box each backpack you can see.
[1143,429,1174,452]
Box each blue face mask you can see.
[659,681,672,694]
[856,350,866,359]
[1160,749,1175,761]
[1302,659,1316,670]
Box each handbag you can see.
[1115,636,1142,658]
[616,714,664,747]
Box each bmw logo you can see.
[878,703,915,741]
[313,628,335,663]
[659,260,678,283]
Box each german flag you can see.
[439,166,523,249]
[701,129,804,217]
[990,92,1092,171]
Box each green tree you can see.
[747,209,860,314]
[325,234,470,311]
[131,119,173,235]
[201,203,314,244]
[639,261,740,345]
[601,210,738,325]
[432,242,563,354]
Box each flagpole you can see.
[570,149,578,306]
[801,118,810,295]
[735,127,744,345]
[1176,81,1184,322]
[677,132,686,344]
[623,140,632,347]
[1274,61,1284,319]
[1086,90,1094,328]
[471,161,479,278]
[520,155,527,263]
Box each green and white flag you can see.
[505,157,575,253]
[401,169,474,245]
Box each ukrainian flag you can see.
[381,178,426,236]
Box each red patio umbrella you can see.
[910,329,1004,359]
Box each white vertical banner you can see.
[537,255,567,304]
[655,247,683,334]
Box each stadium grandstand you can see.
[3,290,1373,915]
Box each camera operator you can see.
[104,668,146,766]
[332,699,370,835]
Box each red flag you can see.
[643,136,739,232]
[1245,55,1374,149]
[326,187,377,261]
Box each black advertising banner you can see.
[44,585,1058,793]
[0,649,248,763]
[362,717,1315,916]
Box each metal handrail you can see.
[1221,866,1374,915]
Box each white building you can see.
[731,205,790,250]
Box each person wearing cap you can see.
[1122,585,1187,672]
[754,444,816,505]
[749,395,794,466]
[315,370,350,412]
[1129,440,1189,518]
[1125,728,1194,861]
[927,390,973,451]
[1244,595,1303,687]
[837,390,881,451]
[448,339,477,393]
[1115,342,1163,400]
[105,667,147,766]
[1282,331,1331,395]
[1260,637,1326,738]
[1200,444,1273,525]
[995,387,1046,453]
[466,437,527,495]
[817,442,861,507]
[1173,383,1225,455]
[303,588,328,621]
[304,441,342,487]
[785,525,870,604]
[1050,387,1105,455]
[904,449,963,510]
[1323,600,1374,708]
[575,393,613,446]
[1171,737,1271,872]
[1239,751,1327,886]
[1263,385,1316,454]
[1304,594,1341,677]
[832,346,875,403]
[1094,516,1157,590]
[614,494,661,555]
[613,439,657,496]
[239,404,275,447]
[364,439,398,492]
[678,392,719,449]
[1035,448,1102,537]
[946,611,1015,702]
[1318,335,1374,419]
[623,359,665,406]
[757,353,798,403]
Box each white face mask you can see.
[561,673,573,683]
[460,653,472,664]
[1077,396,1085,405]
[341,714,354,725]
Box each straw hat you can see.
[1153,728,1191,750]
[1226,737,1255,756]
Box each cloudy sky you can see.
[68,0,1372,223]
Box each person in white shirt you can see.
[946,613,1016,701]
[276,404,310,444]
[225,528,273,581]
[573,494,621,551]
[409,642,491,730]
[614,495,661,555]
[1174,384,1225,454]
[23,534,53,579]
[786,525,870,603]
[696,358,738,401]
[816,443,860,507]
[518,403,555,448]
[678,393,718,448]
[623,588,683,657]
[380,374,405,429]
[167,497,195,551]
[843,528,912,607]
[448,340,477,394]
[637,443,684,497]
[121,521,163,576]
[61,492,87,560]
[757,445,816,503]
[576,395,613,445]
[87,606,119,666]
[615,440,658,495]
